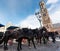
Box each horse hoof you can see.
[4,47,8,50]
[20,48,22,50]
[29,46,31,49]
[52,41,55,43]
[34,46,37,49]
[17,48,22,51]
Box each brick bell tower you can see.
[39,0,54,32]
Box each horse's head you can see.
[54,31,59,35]
[40,27,47,34]
[42,27,47,31]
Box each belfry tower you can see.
[39,0,53,32]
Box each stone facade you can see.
[39,0,53,32]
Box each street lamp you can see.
[35,12,42,27]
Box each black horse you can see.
[38,27,58,43]
[35,27,59,44]
[27,27,48,44]
[36,27,48,44]
[47,31,59,43]
[0,30,19,50]
[0,28,36,51]
[16,28,36,51]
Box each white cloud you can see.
[17,6,60,29]
[47,0,60,24]
[48,5,54,11]
[46,0,58,4]
[17,8,60,29]
[46,0,59,13]
[46,0,60,24]
[50,9,60,24]
[17,0,60,29]
[18,15,40,29]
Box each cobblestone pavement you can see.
[0,39,60,51]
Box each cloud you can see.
[17,7,60,29]
[18,15,40,29]
[46,0,59,12]
[50,9,60,24]
[46,0,60,24]
[46,0,58,4]
[48,5,54,12]
[17,8,60,29]
[16,0,60,29]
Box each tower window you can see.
[43,13,46,16]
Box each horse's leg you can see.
[43,36,46,44]
[4,41,6,49]
[3,36,8,50]
[46,36,49,43]
[44,36,48,44]
[35,35,39,44]
[4,40,8,50]
[28,39,30,47]
[0,37,4,44]
[36,37,39,43]
[17,42,20,51]
[2,36,7,50]
[47,36,49,41]
[19,38,22,50]
[17,38,22,51]
[40,37,42,44]
[31,38,36,49]
[52,37,56,43]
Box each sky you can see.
[0,0,60,29]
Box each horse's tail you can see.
[0,36,5,44]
